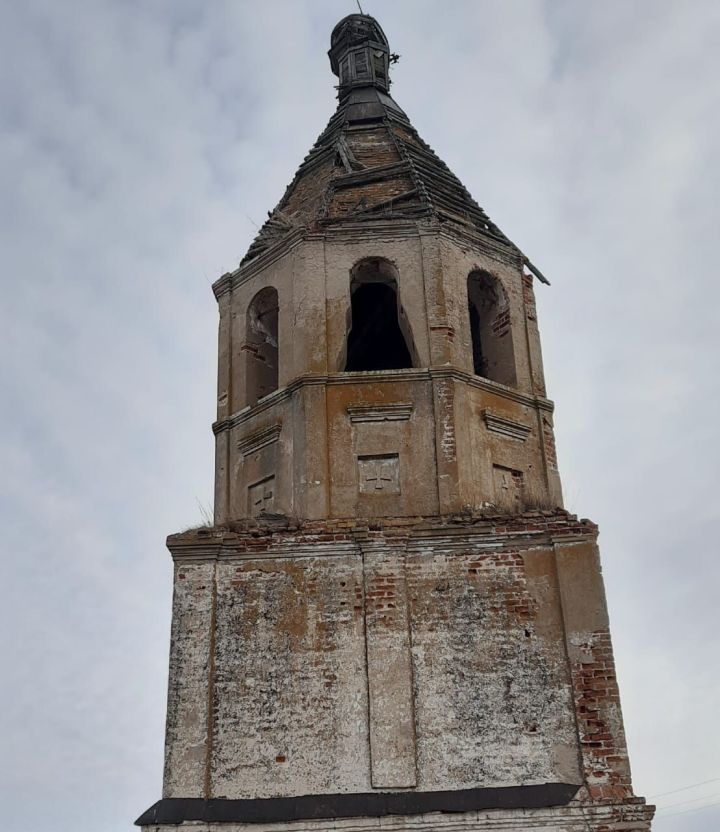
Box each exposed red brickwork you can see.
[572,629,633,801]
[404,549,537,624]
[492,308,511,337]
[434,377,456,463]
[329,174,416,218]
[346,128,401,167]
[365,571,400,620]
[171,509,599,555]
[282,157,337,222]
[428,324,455,343]
[522,274,537,321]
[466,551,535,618]
[390,124,423,148]
[543,419,558,472]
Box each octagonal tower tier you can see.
[212,16,560,524]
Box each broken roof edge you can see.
[212,217,528,302]
[523,257,551,286]
[229,76,552,286]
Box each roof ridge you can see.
[387,117,435,216]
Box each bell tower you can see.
[137,14,654,832]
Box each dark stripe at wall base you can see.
[135,783,582,826]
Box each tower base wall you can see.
[152,511,649,824]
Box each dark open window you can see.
[344,258,416,372]
[372,50,387,84]
[467,271,517,387]
[245,287,279,405]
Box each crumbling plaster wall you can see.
[436,234,543,397]
[218,371,560,523]
[163,562,214,797]
[224,242,323,414]
[325,376,439,519]
[161,516,637,803]
[213,228,560,523]
[217,228,544,421]
[453,382,563,510]
[407,540,579,790]
[211,553,371,798]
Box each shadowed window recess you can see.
[245,287,279,405]
[344,258,417,372]
[467,271,517,388]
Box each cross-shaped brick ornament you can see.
[358,455,400,494]
[249,476,275,516]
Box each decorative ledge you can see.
[212,370,554,437]
[164,512,597,564]
[212,222,529,302]
[136,783,581,826]
[483,410,532,441]
[238,424,282,456]
[347,402,413,423]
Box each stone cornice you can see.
[435,223,522,268]
[347,402,413,423]
[212,368,554,436]
[166,510,598,564]
[210,220,525,301]
[237,424,282,456]
[212,227,309,298]
[483,410,533,441]
[167,533,360,564]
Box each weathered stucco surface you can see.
[162,515,631,799]
[211,553,370,798]
[163,562,214,797]
[408,545,577,790]
[213,229,562,525]
[150,513,653,831]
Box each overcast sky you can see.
[1,2,719,830]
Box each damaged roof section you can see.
[242,87,512,262]
[240,20,549,284]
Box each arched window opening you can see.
[344,259,416,372]
[245,287,279,406]
[467,271,517,388]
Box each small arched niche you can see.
[344,258,417,372]
[467,271,517,388]
[245,286,279,406]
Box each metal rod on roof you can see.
[356,0,365,14]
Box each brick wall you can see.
[163,512,641,805]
